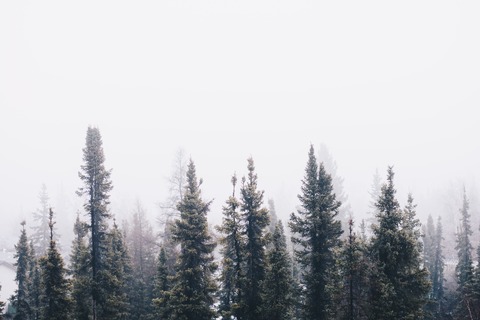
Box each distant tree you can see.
[289,145,343,320]
[12,221,32,320]
[39,208,72,320]
[369,169,430,319]
[432,217,445,318]
[127,202,157,320]
[455,189,475,319]
[77,126,113,320]
[70,214,91,320]
[167,160,217,320]
[264,221,294,320]
[27,242,41,320]
[366,169,382,231]
[267,199,278,236]
[240,158,270,320]
[30,184,53,257]
[318,144,352,233]
[97,222,131,320]
[424,215,436,277]
[216,174,245,320]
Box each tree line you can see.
[1,127,478,319]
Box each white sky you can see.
[1,0,480,260]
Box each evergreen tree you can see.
[432,216,445,318]
[240,158,269,320]
[27,242,40,320]
[70,214,91,320]
[12,221,32,320]
[168,160,217,320]
[77,126,113,320]
[369,169,430,319]
[30,184,52,257]
[263,221,294,320]
[152,247,171,319]
[337,219,370,320]
[97,222,131,320]
[267,199,278,237]
[455,189,474,318]
[424,215,436,278]
[289,145,342,320]
[216,174,245,320]
[0,285,4,320]
[39,208,72,320]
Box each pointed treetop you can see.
[48,208,55,242]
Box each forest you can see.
[0,126,478,320]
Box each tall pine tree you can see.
[12,221,32,320]
[289,145,342,320]
[77,126,113,320]
[217,174,245,320]
[168,160,217,320]
[240,158,269,320]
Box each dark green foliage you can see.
[39,208,72,320]
[12,221,32,320]
[168,160,217,320]
[153,247,171,319]
[337,219,370,320]
[97,222,131,320]
[70,215,91,320]
[263,221,294,320]
[289,145,342,320]
[27,242,40,320]
[217,174,245,320]
[77,126,113,319]
[240,158,270,320]
[369,169,430,319]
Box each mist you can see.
[1,0,480,306]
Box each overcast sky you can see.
[1,0,480,254]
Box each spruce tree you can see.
[432,216,445,317]
[455,189,475,318]
[77,126,113,320]
[97,222,131,320]
[240,158,269,320]
[39,208,72,320]
[0,285,5,319]
[369,169,430,319]
[168,160,217,320]
[217,174,245,320]
[152,247,171,319]
[289,145,342,320]
[12,221,32,320]
[337,219,370,320]
[27,242,41,320]
[70,214,91,320]
[263,221,294,320]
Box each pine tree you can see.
[27,242,41,320]
[369,169,430,319]
[70,214,91,320]
[289,145,342,320]
[455,189,475,318]
[12,221,32,320]
[31,184,52,257]
[152,247,171,319]
[432,216,445,317]
[97,222,131,320]
[168,160,217,320]
[263,221,294,320]
[77,126,113,320]
[0,285,5,320]
[39,208,72,320]
[216,174,245,320]
[240,158,270,320]
[337,219,370,320]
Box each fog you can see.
[1,0,480,272]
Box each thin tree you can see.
[12,221,32,320]
[39,208,72,320]
[77,126,113,320]
[168,160,217,320]
[289,145,343,320]
[240,158,270,320]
